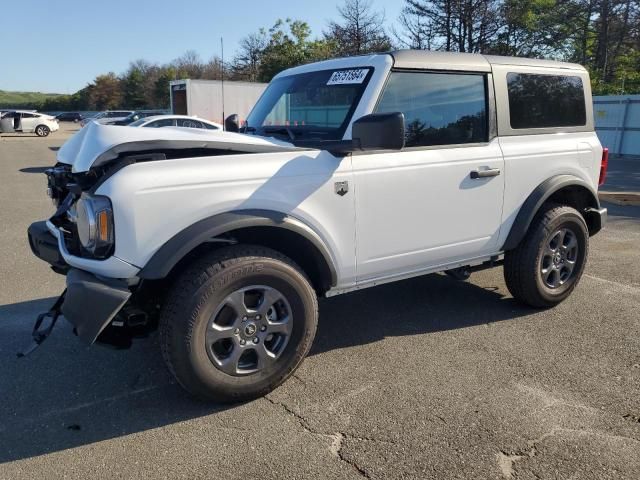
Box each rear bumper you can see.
[586,207,607,235]
[61,268,131,343]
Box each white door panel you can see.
[20,114,38,132]
[353,140,504,281]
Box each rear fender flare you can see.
[502,175,600,251]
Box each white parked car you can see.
[0,110,59,137]
[28,50,607,402]
[128,115,222,130]
[80,110,133,127]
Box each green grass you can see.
[0,89,64,107]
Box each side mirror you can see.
[225,114,240,132]
[352,112,405,151]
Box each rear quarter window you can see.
[507,73,586,129]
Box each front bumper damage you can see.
[63,268,131,343]
[25,221,134,352]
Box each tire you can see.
[159,245,318,402]
[504,204,589,308]
[35,125,50,137]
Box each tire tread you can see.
[159,245,317,402]
[504,204,588,308]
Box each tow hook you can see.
[17,289,66,357]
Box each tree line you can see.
[7,0,639,111]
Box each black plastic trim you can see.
[27,221,68,272]
[62,268,131,344]
[139,209,338,286]
[502,175,600,251]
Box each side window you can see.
[506,73,586,129]
[375,71,487,147]
[21,113,37,118]
[144,119,175,128]
[177,119,204,129]
[204,122,219,130]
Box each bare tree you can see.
[394,8,436,48]
[231,32,268,81]
[324,0,393,56]
[173,50,204,78]
[397,0,502,52]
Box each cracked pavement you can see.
[1,126,639,479]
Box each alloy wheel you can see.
[540,227,579,289]
[205,285,292,375]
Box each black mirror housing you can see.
[352,112,405,151]
[225,114,240,133]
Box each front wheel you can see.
[35,125,50,137]
[159,245,318,402]
[504,204,589,308]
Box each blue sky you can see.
[2,0,405,93]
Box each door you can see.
[19,113,39,132]
[353,70,505,282]
[0,112,16,132]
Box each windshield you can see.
[129,118,147,127]
[245,67,373,142]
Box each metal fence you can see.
[593,95,640,155]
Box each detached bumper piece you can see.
[17,291,66,357]
[27,221,68,273]
[62,268,132,344]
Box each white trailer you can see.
[169,79,267,127]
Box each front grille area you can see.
[45,163,74,207]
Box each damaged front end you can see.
[24,122,303,355]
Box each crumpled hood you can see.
[58,122,301,173]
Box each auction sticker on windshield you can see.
[327,69,369,85]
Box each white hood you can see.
[58,122,300,173]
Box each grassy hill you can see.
[0,89,64,108]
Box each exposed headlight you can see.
[75,195,114,258]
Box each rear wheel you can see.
[159,245,318,402]
[35,125,50,137]
[504,204,589,308]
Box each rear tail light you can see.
[599,147,609,186]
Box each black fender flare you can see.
[502,175,600,251]
[139,209,338,286]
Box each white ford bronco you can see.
[27,50,608,401]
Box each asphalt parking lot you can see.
[1,125,639,479]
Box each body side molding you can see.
[139,209,338,286]
[502,175,600,251]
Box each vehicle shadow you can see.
[0,273,532,464]
[312,272,529,355]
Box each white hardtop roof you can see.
[277,50,586,78]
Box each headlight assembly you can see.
[75,195,114,258]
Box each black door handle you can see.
[470,168,501,179]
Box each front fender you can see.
[138,209,338,286]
